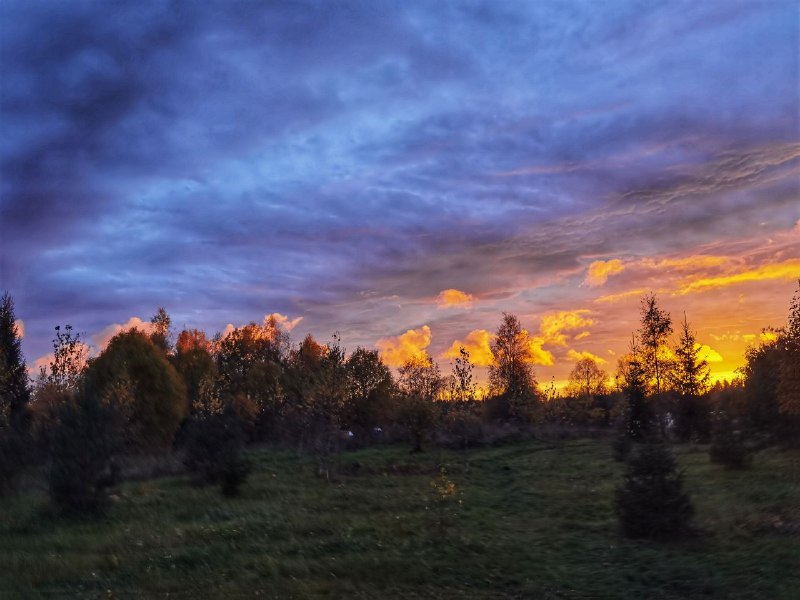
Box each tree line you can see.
[0,283,798,523]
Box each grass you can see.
[1,438,797,599]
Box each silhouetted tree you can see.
[172,328,215,412]
[488,313,538,421]
[777,281,800,440]
[670,315,711,441]
[638,293,674,396]
[616,442,694,540]
[566,357,608,399]
[0,292,30,431]
[448,346,477,403]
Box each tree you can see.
[150,307,173,353]
[82,330,187,450]
[172,329,215,411]
[777,281,800,419]
[670,314,711,441]
[638,293,673,396]
[621,336,655,443]
[615,442,694,540]
[488,313,538,420]
[343,347,394,434]
[46,325,89,394]
[398,353,442,452]
[0,292,30,431]
[566,357,608,399]
[448,346,477,403]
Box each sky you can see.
[1,0,798,388]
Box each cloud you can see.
[443,329,494,366]
[677,259,800,294]
[436,288,474,309]
[265,312,303,332]
[13,319,24,339]
[574,331,591,341]
[539,310,594,346]
[376,325,432,367]
[595,288,648,304]
[583,259,625,287]
[527,335,555,366]
[695,343,723,363]
[92,317,156,351]
[566,349,607,364]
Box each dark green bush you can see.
[48,395,120,515]
[709,412,752,469]
[616,442,694,540]
[181,405,250,497]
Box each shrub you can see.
[0,426,26,496]
[48,395,120,515]
[181,405,250,497]
[612,432,632,462]
[616,442,694,540]
[709,412,752,469]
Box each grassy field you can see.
[1,438,797,599]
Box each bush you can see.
[0,426,26,496]
[612,432,632,462]
[709,412,752,469]
[181,405,250,497]
[616,442,694,540]
[48,395,120,515]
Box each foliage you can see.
[398,353,443,402]
[488,313,538,421]
[82,330,187,450]
[181,404,250,497]
[0,292,30,431]
[46,325,89,394]
[615,442,694,540]
[427,467,461,537]
[47,393,120,515]
[621,338,655,442]
[171,328,216,411]
[0,426,27,496]
[398,393,436,453]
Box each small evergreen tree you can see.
[182,403,250,497]
[0,292,31,431]
[48,394,120,515]
[616,442,694,540]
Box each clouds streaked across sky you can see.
[1,0,798,385]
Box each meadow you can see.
[1,438,797,599]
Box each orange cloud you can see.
[13,319,24,339]
[436,288,474,308]
[376,325,432,368]
[443,329,494,366]
[539,309,594,346]
[93,317,156,350]
[677,259,800,294]
[574,331,591,341]
[640,255,729,272]
[566,349,607,364]
[265,312,303,331]
[583,259,625,287]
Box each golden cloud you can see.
[92,317,156,350]
[677,259,800,294]
[583,259,625,287]
[566,349,607,364]
[594,288,647,303]
[376,325,432,368]
[436,288,474,308]
[694,343,723,363]
[443,329,494,366]
[527,335,555,366]
[539,310,594,346]
[574,331,591,341]
[13,319,24,339]
[640,255,729,272]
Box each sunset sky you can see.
[1,1,798,388]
